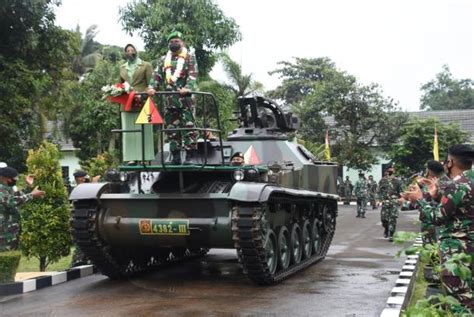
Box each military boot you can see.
[383,227,388,238]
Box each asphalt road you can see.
[0,205,419,317]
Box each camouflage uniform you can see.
[343,179,352,205]
[0,184,32,251]
[354,178,368,217]
[418,170,474,309]
[378,175,402,239]
[154,49,198,152]
[367,178,378,209]
[419,175,451,245]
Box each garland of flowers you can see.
[164,47,188,85]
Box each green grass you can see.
[407,262,429,306]
[17,249,73,272]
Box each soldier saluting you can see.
[0,167,45,251]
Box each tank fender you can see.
[229,182,339,203]
[69,183,109,201]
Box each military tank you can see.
[70,93,338,285]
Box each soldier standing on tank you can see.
[367,175,378,209]
[0,167,45,251]
[354,171,369,218]
[343,176,353,205]
[404,144,474,310]
[147,31,198,164]
[378,167,403,241]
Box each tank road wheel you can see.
[311,219,322,255]
[290,223,303,264]
[264,229,278,276]
[301,220,312,259]
[277,226,291,270]
[322,205,336,233]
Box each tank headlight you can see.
[245,168,259,182]
[233,170,245,181]
[119,172,128,182]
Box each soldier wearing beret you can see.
[147,31,199,164]
[230,152,244,166]
[0,167,44,251]
[119,43,155,162]
[405,144,474,309]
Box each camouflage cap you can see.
[0,167,18,178]
[448,144,474,158]
[167,31,183,42]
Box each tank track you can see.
[231,195,337,285]
[71,199,208,279]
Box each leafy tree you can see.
[389,118,469,176]
[0,0,79,170]
[67,60,121,161]
[119,0,241,77]
[72,25,103,75]
[80,152,118,179]
[420,65,474,111]
[269,57,406,170]
[20,142,72,272]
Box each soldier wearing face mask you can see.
[405,144,474,310]
[119,44,155,162]
[0,167,45,251]
[147,31,198,165]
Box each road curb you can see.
[380,236,422,317]
[0,265,97,296]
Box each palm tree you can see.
[72,25,103,75]
[219,52,264,97]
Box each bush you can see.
[0,250,21,283]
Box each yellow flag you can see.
[433,126,439,161]
[324,129,331,160]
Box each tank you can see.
[70,93,338,285]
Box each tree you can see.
[269,57,406,170]
[67,60,121,161]
[20,142,72,272]
[72,25,103,75]
[0,0,79,170]
[420,65,474,111]
[119,0,241,78]
[389,118,469,176]
[219,52,264,97]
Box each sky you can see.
[54,0,473,112]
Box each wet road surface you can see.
[0,205,419,317]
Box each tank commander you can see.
[147,31,198,164]
[230,152,245,166]
[0,167,45,251]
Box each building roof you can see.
[407,109,474,141]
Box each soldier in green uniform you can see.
[148,31,198,164]
[0,167,44,251]
[378,167,403,241]
[354,171,368,218]
[119,43,155,162]
[367,175,378,209]
[343,176,353,205]
[405,144,474,309]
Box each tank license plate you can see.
[139,219,190,235]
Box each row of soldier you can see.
[341,144,473,309]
